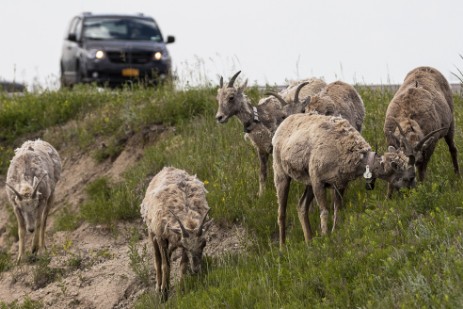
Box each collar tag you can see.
[363,165,372,179]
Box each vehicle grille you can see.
[106,51,153,64]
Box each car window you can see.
[83,17,162,42]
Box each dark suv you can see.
[60,12,175,87]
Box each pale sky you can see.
[1,0,462,89]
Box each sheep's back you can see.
[141,167,209,237]
[273,113,370,185]
[308,81,365,132]
[282,78,326,102]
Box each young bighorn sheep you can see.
[5,139,61,263]
[384,66,459,196]
[141,167,212,301]
[215,71,325,196]
[273,112,420,248]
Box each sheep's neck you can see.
[235,96,255,126]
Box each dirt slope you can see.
[0,128,245,308]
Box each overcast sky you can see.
[1,0,462,89]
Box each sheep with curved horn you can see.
[384,66,459,197]
[215,71,325,196]
[273,112,416,248]
[140,167,212,301]
[5,139,61,264]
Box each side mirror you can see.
[166,35,175,44]
[67,33,77,42]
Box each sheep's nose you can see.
[216,115,224,123]
[28,228,35,233]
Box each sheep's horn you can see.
[3,182,22,201]
[32,173,48,198]
[415,127,448,151]
[228,71,241,88]
[169,210,189,238]
[294,81,310,104]
[219,76,224,88]
[265,91,288,106]
[197,209,211,236]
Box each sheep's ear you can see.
[202,219,213,233]
[219,76,224,88]
[239,79,248,92]
[422,136,435,150]
[301,96,311,112]
[169,227,184,236]
[388,146,397,152]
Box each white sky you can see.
[1,0,463,89]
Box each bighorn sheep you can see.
[141,167,212,301]
[384,66,459,196]
[273,112,420,248]
[4,139,61,263]
[215,71,325,196]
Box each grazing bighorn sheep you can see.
[141,167,212,301]
[273,112,420,248]
[5,139,61,263]
[384,66,459,196]
[216,71,325,196]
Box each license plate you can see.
[122,68,139,77]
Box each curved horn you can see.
[219,76,224,88]
[265,91,288,106]
[3,182,22,201]
[169,210,189,238]
[293,81,310,104]
[415,127,448,151]
[228,71,241,88]
[32,173,48,198]
[198,209,211,236]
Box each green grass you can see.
[1,82,463,307]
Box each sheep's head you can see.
[5,174,47,233]
[169,210,212,274]
[392,119,447,165]
[380,146,416,190]
[216,71,248,124]
[266,81,312,118]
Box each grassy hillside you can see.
[1,83,463,308]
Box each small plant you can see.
[53,206,81,232]
[128,228,151,286]
[0,297,44,309]
[0,250,12,273]
[32,253,61,290]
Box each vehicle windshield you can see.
[83,17,162,42]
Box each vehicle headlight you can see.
[86,49,105,59]
[153,51,163,61]
[95,50,105,59]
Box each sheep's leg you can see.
[257,150,269,197]
[157,239,170,301]
[150,232,162,293]
[332,187,345,233]
[313,183,329,235]
[445,128,460,175]
[297,186,314,243]
[39,197,53,251]
[179,249,188,278]
[14,208,26,264]
[275,174,291,249]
